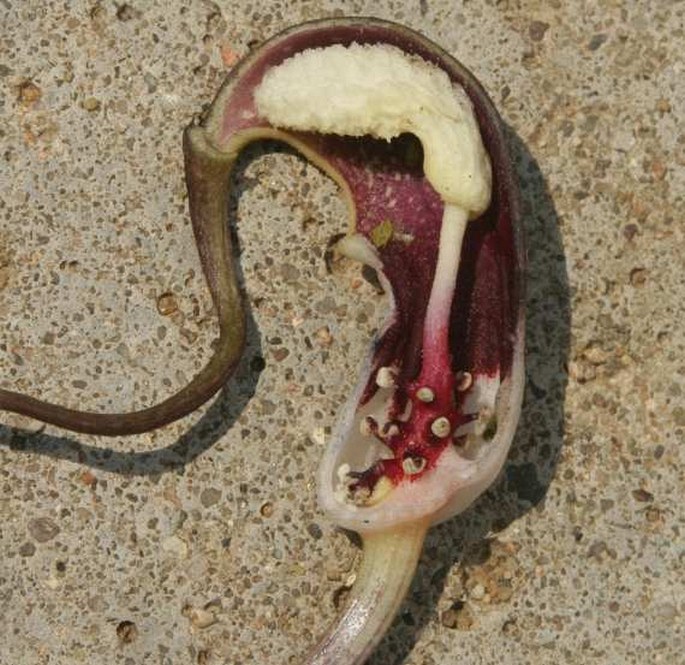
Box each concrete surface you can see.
[0,1,683,664]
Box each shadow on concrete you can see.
[368,125,571,665]
[0,311,261,476]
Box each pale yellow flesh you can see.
[254,43,492,217]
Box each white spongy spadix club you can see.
[254,43,492,217]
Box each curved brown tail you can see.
[0,127,245,436]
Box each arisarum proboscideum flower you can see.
[0,18,524,664]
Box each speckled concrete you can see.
[1,2,683,664]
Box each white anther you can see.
[430,416,451,438]
[456,371,473,392]
[402,456,427,476]
[416,387,435,403]
[376,366,396,389]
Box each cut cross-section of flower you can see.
[222,28,522,663]
[191,18,524,538]
[195,23,524,538]
[251,41,501,523]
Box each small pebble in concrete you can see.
[629,267,648,287]
[306,522,323,540]
[82,97,101,112]
[441,601,475,630]
[200,488,221,508]
[28,517,60,543]
[116,620,138,644]
[17,80,41,105]
[183,604,218,630]
[156,292,179,316]
[116,4,138,21]
[528,21,550,42]
[632,488,654,502]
